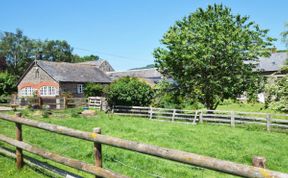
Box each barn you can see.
[17,60,111,98]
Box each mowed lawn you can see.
[0,109,288,178]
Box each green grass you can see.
[0,108,288,178]
[0,156,44,178]
[217,102,275,113]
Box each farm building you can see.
[107,68,163,85]
[77,59,115,72]
[255,52,287,77]
[17,52,287,99]
[17,60,111,98]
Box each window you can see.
[20,87,34,96]
[40,86,58,96]
[77,84,84,94]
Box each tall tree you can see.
[281,23,288,48]
[39,40,74,62]
[0,29,36,77]
[153,4,274,109]
[0,56,7,71]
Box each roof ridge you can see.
[107,68,157,73]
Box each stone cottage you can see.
[17,60,111,98]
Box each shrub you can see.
[152,80,183,109]
[104,77,154,106]
[84,83,104,97]
[265,75,288,113]
[0,72,17,103]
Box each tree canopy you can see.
[0,29,99,78]
[153,4,274,109]
[281,23,288,48]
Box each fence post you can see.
[63,97,67,109]
[266,114,271,132]
[199,111,203,123]
[15,112,24,169]
[230,111,235,128]
[56,98,60,110]
[193,111,198,124]
[93,128,102,178]
[172,109,176,122]
[38,97,43,109]
[149,106,153,119]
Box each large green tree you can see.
[0,72,17,102]
[0,29,98,78]
[154,4,274,109]
[37,40,74,62]
[0,29,36,77]
[282,23,288,48]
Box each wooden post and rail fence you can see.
[0,113,287,178]
[113,105,288,131]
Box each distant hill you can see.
[130,64,155,70]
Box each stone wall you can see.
[18,63,59,96]
[59,82,84,97]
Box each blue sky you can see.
[0,0,287,70]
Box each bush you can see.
[84,83,104,97]
[152,80,204,109]
[152,80,183,109]
[0,72,17,103]
[104,77,154,106]
[265,75,288,113]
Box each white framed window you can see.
[20,87,34,96]
[40,86,58,96]
[77,84,84,94]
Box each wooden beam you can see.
[0,113,287,178]
[0,134,127,178]
[15,123,23,169]
[93,128,102,178]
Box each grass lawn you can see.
[217,102,275,113]
[0,108,288,178]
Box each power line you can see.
[73,47,148,62]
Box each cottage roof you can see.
[107,68,162,84]
[77,60,105,67]
[36,60,111,83]
[256,52,287,72]
[77,59,115,72]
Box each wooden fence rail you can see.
[0,113,287,178]
[113,105,288,131]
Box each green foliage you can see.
[281,23,288,48]
[265,76,288,113]
[246,75,265,103]
[73,54,99,63]
[152,80,184,109]
[36,40,74,62]
[153,4,274,110]
[0,72,17,102]
[42,110,50,118]
[0,29,36,77]
[104,77,154,106]
[84,83,104,97]
[0,29,99,78]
